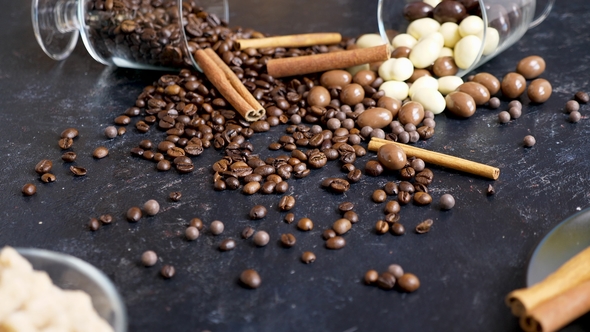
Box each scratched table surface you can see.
[2,0,590,331]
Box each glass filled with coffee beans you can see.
[377,0,555,77]
[32,0,228,70]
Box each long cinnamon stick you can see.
[267,44,391,78]
[236,33,342,50]
[506,246,590,317]
[368,138,500,180]
[193,50,261,122]
[519,280,590,332]
[203,48,265,121]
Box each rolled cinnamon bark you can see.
[236,33,342,50]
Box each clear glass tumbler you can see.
[32,0,228,70]
[377,0,555,77]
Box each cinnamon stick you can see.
[236,33,342,50]
[203,48,265,121]
[506,246,590,317]
[193,50,263,122]
[267,44,391,78]
[368,138,500,180]
[519,280,590,332]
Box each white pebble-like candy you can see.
[439,47,454,58]
[391,33,418,49]
[478,27,500,55]
[454,35,482,69]
[409,32,443,69]
[407,18,441,40]
[423,0,441,8]
[459,15,484,37]
[409,75,438,99]
[412,88,446,114]
[356,34,386,48]
[378,58,414,82]
[346,63,370,76]
[439,22,462,48]
[438,76,464,95]
[379,80,409,101]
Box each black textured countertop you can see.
[2,1,590,331]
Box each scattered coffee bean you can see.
[40,173,56,183]
[280,233,297,247]
[338,202,355,213]
[278,195,296,211]
[325,236,346,249]
[141,250,158,267]
[240,269,261,289]
[487,184,495,196]
[284,213,295,224]
[89,218,101,231]
[143,199,160,216]
[390,222,406,235]
[575,91,589,104]
[61,151,77,162]
[253,231,270,247]
[565,100,580,113]
[376,272,396,290]
[383,181,399,195]
[375,220,389,234]
[372,189,387,203]
[161,265,175,279]
[398,273,420,292]
[189,218,204,230]
[185,226,200,241]
[104,126,118,139]
[35,159,53,174]
[249,205,267,220]
[439,194,456,210]
[384,200,401,214]
[169,191,182,201]
[126,207,142,222]
[415,219,434,234]
[398,191,412,205]
[385,213,400,224]
[343,210,359,223]
[219,238,236,251]
[210,220,224,235]
[569,111,581,123]
[523,135,536,148]
[297,218,314,231]
[365,160,384,176]
[70,166,87,176]
[99,214,113,224]
[364,269,379,285]
[387,264,404,279]
[60,128,79,139]
[332,218,352,235]
[241,226,255,239]
[58,137,73,150]
[413,192,432,205]
[301,251,316,264]
[93,146,109,159]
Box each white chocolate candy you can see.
[378,58,414,82]
[423,0,441,8]
[391,33,417,49]
[439,47,454,58]
[454,35,482,69]
[412,88,446,114]
[438,76,464,95]
[478,27,500,56]
[356,33,386,49]
[439,22,461,48]
[459,15,484,37]
[407,18,441,40]
[409,75,439,99]
[409,32,444,69]
[379,80,409,101]
[346,63,370,76]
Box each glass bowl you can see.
[15,248,127,332]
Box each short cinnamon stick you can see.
[267,44,391,78]
[203,48,265,121]
[506,246,590,317]
[519,280,590,332]
[236,32,342,50]
[368,138,500,180]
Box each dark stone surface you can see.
[2,0,590,331]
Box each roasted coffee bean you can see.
[253,231,270,247]
[333,218,352,235]
[188,218,203,231]
[365,160,384,176]
[186,227,200,241]
[384,200,401,214]
[376,272,396,290]
[93,146,109,159]
[415,169,434,186]
[35,159,53,174]
[224,177,240,190]
[60,128,79,139]
[301,251,316,264]
[169,191,182,201]
[398,273,420,292]
[126,207,142,222]
[385,213,401,224]
[58,137,73,149]
[240,269,261,289]
[325,236,346,249]
[279,195,296,211]
[297,218,314,231]
[399,181,414,193]
[399,166,415,180]
[241,226,255,239]
[390,222,406,235]
[338,202,355,213]
[347,169,362,183]
[210,220,224,235]
[141,250,158,267]
[243,181,261,195]
[308,151,327,168]
[143,199,160,216]
[387,264,404,279]
[375,220,389,234]
[219,238,236,251]
[275,181,289,194]
[415,219,434,234]
[372,189,387,203]
[249,205,267,220]
[61,151,77,162]
[70,166,87,176]
[364,269,379,285]
[344,210,359,224]
[161,265,175,279]
[284,213,295,224]
[413,192,432,205]
[157,160,171,171]
[383,182,399,195]
[38,172,55,183]
[440,194,456,210]
[575,91,589,104]
[280,233,297,247]
[398,191,412,205]
[329,178,350,193]
[88,218,100,231]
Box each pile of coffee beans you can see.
[364,263,420,292]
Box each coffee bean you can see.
[372,189,387,203]
[70,166,87,176]
[253,231,270,247]
[249,205,267,220]
[415,219,434,234]
[322,229,337,240]
[89,218,101,231]
[93,146,109,159]
[161,265,175,279]
[338,202,355,213]
[278,195,296,211]
[210,220,224,235]
[143,199,160,216]
[240,269,261,289]
[104,126,118,139]
[375,220,389,234]
[440,194,456,210]
[364,269,379,285]
[219,238,236,251]
[365,160,384,176]
[141,250,158,267]
[415,169,434,186]
[280,233,296,247]
[185,226,199,241]
[284,213,295,224]
[387,264,404,279]
[99,214,113,224]
[35,159,53,174]
[575,91,589,104]
[384,200,401,214]
[384,212,400,224]
[169,191,182,201]
[329,178,350,193]
[61,151,77,162]
[398,191,412,205]
[398,273,420,292]
[58,137,73,149]
[40,173,56,183]
[413,192,432,205]
[243,181,261,194]
[126,207,142,222]
[325,236,346,249]
[390,222,405,235]
[157,160,171,171]
[330,218,351,235]
[297,218,314,231]
[376,272,396,290]
[347,169,362,183]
